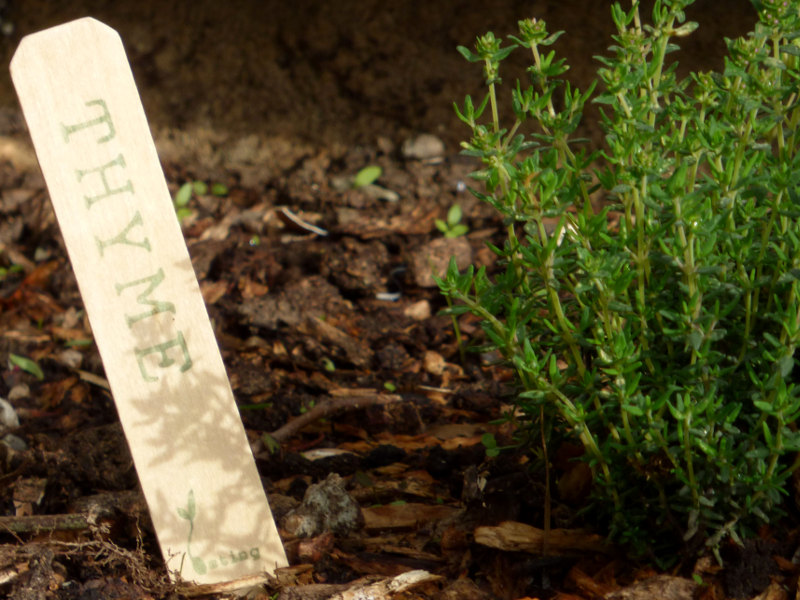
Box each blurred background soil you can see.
[0,0,755,183]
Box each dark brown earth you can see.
[0,0,755,178]
[0,1,792,599]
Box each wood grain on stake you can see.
[10,18,287,585]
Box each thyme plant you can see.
[440,0,800,558]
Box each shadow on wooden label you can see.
[10,17,287,587]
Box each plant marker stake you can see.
[10,18,288,586]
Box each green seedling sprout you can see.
[0,249,23,281]
[352,165,382,188]
[262,433,281,455]
[0,264,23,280]
[8,353,44,380]
[435,204,469,238]
[481,432,500,458]
[173,182,195,221]
[173,180,229,221]
[210,182,228,196]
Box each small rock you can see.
[360,183,400,202]
[423,350,446,376]
[280,473,363,538]
[403,299,431,320]
[2,434,27,451]
[410,237,473,288]
[296,531,335,563]
[330,175,352,192]
[377,341,412,371]
[375,291,401,302]
[0,398,19,429]
[57,349,83,369]
[7,384,30,403]
[402,133,445,161]
[606,575,697,600]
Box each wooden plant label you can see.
[10,18,287,586]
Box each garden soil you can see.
[0,1,791,599]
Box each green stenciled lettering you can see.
[96,210,151,257]
[61,99,115,144]
[135,330,192,382]
[115,268,175,327]
[77,153,134,209]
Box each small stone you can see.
[410,236,473,288]
[330,175,351,192]
[2,434,27,451]
[606,575,696,600]
[0,398,19,429]
[375,291,401,302]
[424,350,446,375]
[281,511,315,538]
[297,531,335,563]
[403,299,431,321]
[402,133,445,161]
[57,349,83,369]
[7,384,30,403]
[360,183,400,202]
[280,473,363,538]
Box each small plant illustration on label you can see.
[177,490,206,575]
[177,489,264,575]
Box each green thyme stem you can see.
[682,409,700,508]
[532,31,595,212]
[486,64,501,134]
[672,189,702,350]
[785,104,800,159]
[484,59,513,205]
[447,282,617,503]
[542,253,586,378]
[728,111,755,193]
[645,17,675,128]
[444,295,466,366]
[633,175,654,374]
[755,191,781,315]
[530,43,556,121]
[546,384,619,509]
